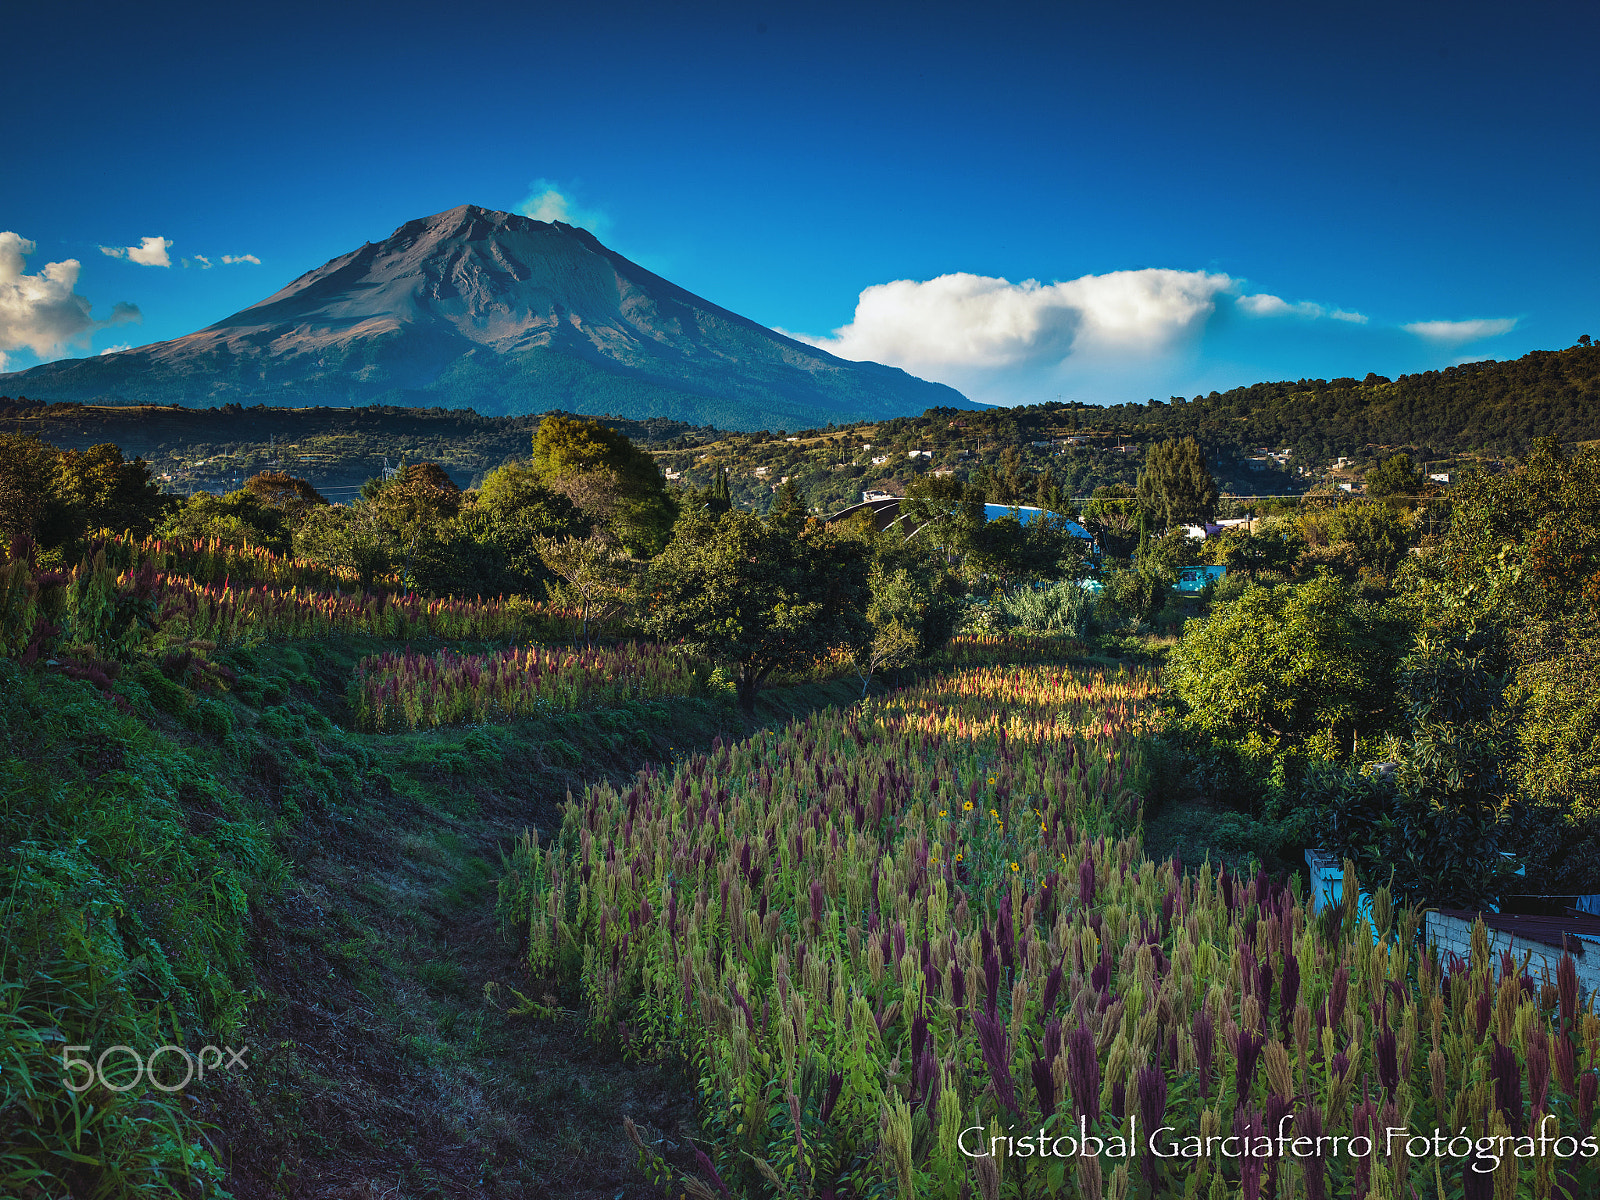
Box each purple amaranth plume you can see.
[1041,958,1064,1016]
[1079,855,1096,907]
[1579,1069,1597,1130]
[1256,960,1275,1028]
[810,879,824,929]
[1193,1009,1215,1097]
[1474,985,1493,1042]
[913,1042,939,1110]
[1233,1108,1264,1200]
[984,946,1002,1018]
[1136,1064,1168,1189]
[1110,1080,1125,1120]
[1279,953,1300,1037]
[1559,953,1579,1036]
[1554,1032,1577,1098]
[1239,943,1258,998]
[974,1010,1021,1116]
[1330,1051,1349,1089]
[1350,1083,1377,1198]
[1043,1018,1062,1065]
[1296,1104,1327,1200]
[1066,1021,1100,1123]
[1374,1026,1399,1095]
[1090,948,1111,996]
[950,960,967,1009]
[1263,1092,1294,1199]
[1235,1030,1264,1107]
[1030,1057,1057,1119]
[694,1149,731,1197]
[730,984,757,1032]
[1327,967,1349,1032]
[820,1070,844,1123]
[1461,1150,1492,1200]
[1527,1028,1550,1114]
[1489,1037,1524,1134]
[996,891,1016,971]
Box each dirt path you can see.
[211,672,863,1199]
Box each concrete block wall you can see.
[1424,911,1600,1000]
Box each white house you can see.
[1429,472,1451,483]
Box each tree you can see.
[534,530,640,644]
[1166,572,1411,758]
[1081,485,1142,560]
[0,433,63,550]
[848,566,924,698]
[292,504,392,592]
[1327,500,1411,582]
[1363,453,1423,499]
[0,438,171,558]
[243,471,327,516]
[838,528,964,696]
[1212,522,1305,582]
[643,506,868,716]
[529,415,675,555]
[159,489,295,554]
[1136,437,1218,530]
[1311,619,1519,906]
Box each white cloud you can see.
[1403,317,1518,343]
[221,254,260,265]
[0,231,141,359]
[1236,292,1368,324]
[516,179,610,236]
[798,268,1235,372]
[99,343,132,355]
[192,255,212,269]
[101,236,173,267]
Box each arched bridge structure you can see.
[822,498,938,539]
[823,499,1095,545]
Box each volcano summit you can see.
[1,206,978,429]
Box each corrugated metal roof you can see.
[1436,908,1600,956]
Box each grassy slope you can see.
[2,635,865,1199]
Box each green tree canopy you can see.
[0,435,170,559]
[1081,484,1141,560]
[1363,452,1423,499]
[643,505,868,714]
[1136,436,1219,530]
[529,415,675,555]
[1166,572,1411,758]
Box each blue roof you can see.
[983,504,1092,540]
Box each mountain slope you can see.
[0,206,979,430]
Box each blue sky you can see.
[2,0,1595,407]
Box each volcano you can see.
[0,205,977,430]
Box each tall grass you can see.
[501,663,1600,1199]
[0,543,573,660]
[103,533,396,593]
[351,642,708,731]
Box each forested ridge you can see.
[4,342,1595,497]
[878,339,1600,462]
